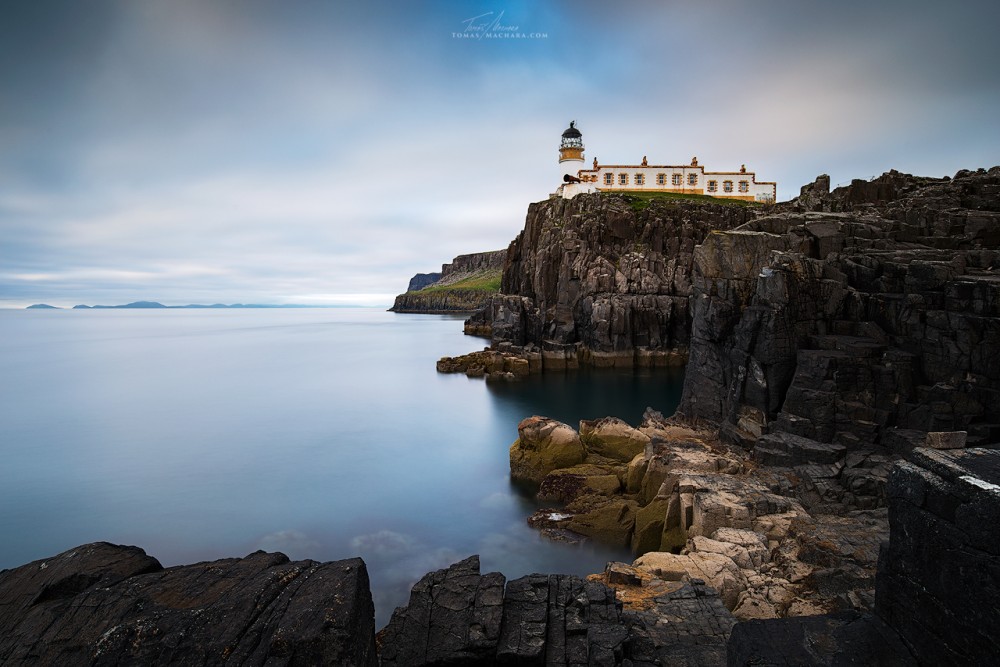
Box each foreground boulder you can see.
[509,416,587,483]
[0,543,377,666]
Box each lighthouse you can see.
[555,121,599,198]
[559,120,585,181]
[556,120,777,202]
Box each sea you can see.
[0,308,685,625]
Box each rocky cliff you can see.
[406,272,442,292]
[464,194,756,367]
[391,249,506,314]
[679,167,1000,457]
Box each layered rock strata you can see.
[679,167,1000,455]
[462,194,755,368]
[0,543,377,665]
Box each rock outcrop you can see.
[462,194,756,368]
[0,543,377,666]
[392,289,500,314]
[391,250,506,313]
[515,412,896,622]
[379,554,736,666]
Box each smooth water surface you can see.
[0,308,684,624]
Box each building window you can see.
[619,173,629,186]
[604,173,613,185]
[656,173,666,186]
[688,173,697,186]
[707,180,718,193]
[739,180,749,193]
[671,174,682,186]
[635,173,645,186]
[723,180,733,193]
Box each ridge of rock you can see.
[391,249,506,313]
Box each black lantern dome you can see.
[560,120,583,149]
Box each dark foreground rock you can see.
[0,543,377,666]
[727,447,1000,665]
[379,555,736,666]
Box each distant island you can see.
[25,301,365,310]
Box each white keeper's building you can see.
[555,121,776,203]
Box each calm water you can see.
[0,308,684,625]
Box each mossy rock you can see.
[580,417,651,462]
[565,498,637,549]
[510,416,586,484]
[538,464,622,503]
[631,497,669,555]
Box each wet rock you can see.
[379,555,504,667]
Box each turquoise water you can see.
[0,308,684,624]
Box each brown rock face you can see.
[468,194,755,365]
[0,543,377,666]
[509,416,587,484]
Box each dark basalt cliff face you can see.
[467,195,755,367]
[679,167,1000,456]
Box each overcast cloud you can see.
[1,0,998,307]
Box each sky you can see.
[1,0,998,308]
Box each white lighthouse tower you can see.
[556,121,597,198]
[559,120,585,179]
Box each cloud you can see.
[1,0,998,307]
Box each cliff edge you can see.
[390,249,506,314]
[462,193,757,368]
